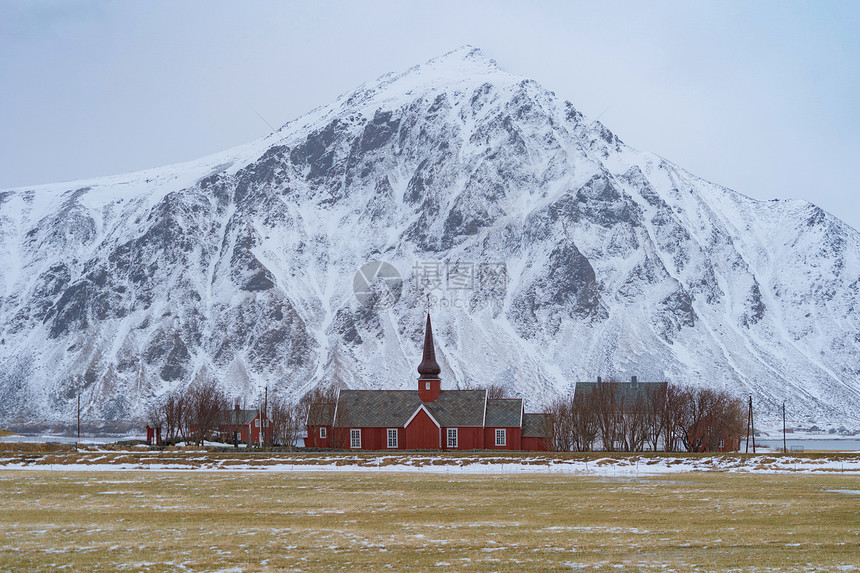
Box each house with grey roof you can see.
[216,404,272,445]
[306,314,551,451]
[572,376,667,405]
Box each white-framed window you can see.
[319,427,327,439]
[495,428,506,447]
[447,428,458,448]
[350,429,361,449]
[425,382,431,390]
[387,428,398,449]
[255,419,260,427]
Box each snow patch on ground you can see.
[1,453,858,475]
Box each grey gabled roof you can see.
[307,403,335,426]
[485,399,522,428]
[425,390,486,427]
[522,413,551,438]
[334,391,420,428]
[221,409,259,426]
[331,389,488,428]
[573,380,667,404]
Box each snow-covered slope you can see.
[1,46,858,429]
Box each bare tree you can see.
[269,395,303,448]
[570,392,598,451]
[164,391,185,445]
[693,388,745,452]
[187,379,229,446]
[667,386,746,452]
[677,387,719,452]
[664,384,690,452]
[298,385,339,416]
[558,380,744,453]
[146,391,185,445]
[682,388,711,452]
[539,412,556,452]
[644,383,668,451]
[547,390,599,452]
[618,393,648,452]
[179,393,194,444]
[547,396,574,452]
[592,381,620,451]
[718,392,746,451]
[146,400,164,433]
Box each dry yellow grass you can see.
[0,442,75,453]
[0,470,858,571]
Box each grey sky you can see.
[2,1,859,229]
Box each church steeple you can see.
[417,312,441,402]
[418,313,441,379]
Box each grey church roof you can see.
[334,391,421,428]
[484,399,523,427]
[522,413,551,438]
[427,390,487,427]
[331,389,487,428]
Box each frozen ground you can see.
[1,469,856,571]
[0,450,857,475]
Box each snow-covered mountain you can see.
[1,46,859,430]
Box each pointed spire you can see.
[417,313,441,379]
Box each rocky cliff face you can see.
[1,47,859,429]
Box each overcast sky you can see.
[2,1,859,229]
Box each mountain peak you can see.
[328,46,517,118]
[403,44,505,81]
[429,45,499,70]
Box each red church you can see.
[306,314,551,451]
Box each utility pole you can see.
[783,401,787,453]
[264,386,268,447]
[76,391,80,452]
[751,397,756,454]
[745,395,752,453]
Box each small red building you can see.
[145,424,162,446]
[306,314,551,451]
[217,405,273,445]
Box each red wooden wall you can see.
[483,427,522,450]
[441,427,483,450]
[356,428,391,450]
[310,422,550,451]
[521,436,550,451]
[402,409,440,449]
[306,425,332,448]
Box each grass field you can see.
[1,470,858,571]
